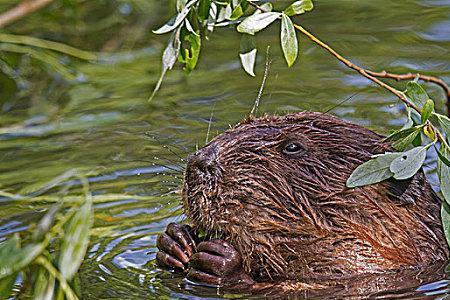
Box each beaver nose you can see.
[187,144,218,174]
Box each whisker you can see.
[205,104,216,145]
[162,145,186,162]
[144,133,190,155]
[322,92,360,114]
[151,162,184,173]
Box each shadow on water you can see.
[1,0,450,298]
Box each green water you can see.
[1,0,450,298]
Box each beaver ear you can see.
[385,173,429,205]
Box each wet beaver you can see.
[156,112,449,291]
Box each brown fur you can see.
[182,112,448,282]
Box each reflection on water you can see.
[1,0,450,298]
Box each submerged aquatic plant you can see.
[151,0,314,99]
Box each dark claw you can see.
[187,239,251,288]
[197,239,241,267]
[156,223,199,271]
[186,268,223,286]
[157,232,190,264]
[156,251,184,270]
[190,252,227,277]
[166,223,196,257]
[190,241,242,277]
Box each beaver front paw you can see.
[186,239,254,287]
[156,223,197,271]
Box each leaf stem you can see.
[35,256,79,300]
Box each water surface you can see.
[1,0,450,298]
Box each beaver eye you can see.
[283,143,303,155]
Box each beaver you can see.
[156,112,449,291]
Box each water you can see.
[0,0,450,298]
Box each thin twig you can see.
[247,1,263,11]
[251,46,272,116]
[0,0,54,28]
[366,70,450,110]
[292,23,447,145]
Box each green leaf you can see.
[33,267,55,300]
[284,0,314,16]
[32,204,61,242]
[258,3,273,13]
[184,19,198,36]
[412,130,422,147]
[58,196,93,281]
[384,125,423,142]
[438,144,450,205]
[441,201,450,248]
[240,32,256,53]
[346,152,402,188]
[153,15,184,35]
[237,12,281,35]
[423,124,436,140]
[150,28,181,101]
[0,234,20,261]
[198,0,212,21]
[401,106,414,130]
[392,130,420,151]
[206,2,218,32]
[153,0,197,34]
[239,49,257,76]
[217,3,232,21]
[239,34,257,76]
[389,146,428,180]
[179,31,201,73]
[0,235,46,279]
[435,113,450,142]
[281,14,298,67]
[177,0,188,11]
[240,0,249,12]
[437,145,450,168]
[230,4,244,20]
[0,273,16,299]
[421,99,434,124]
[405,81,429,110]
[0,33,96,61]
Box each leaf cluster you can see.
[151,0,313,99]
[0,171,94,299]
[346,80,450,247]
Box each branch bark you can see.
[0,0,54,28]
[366,70,450,112]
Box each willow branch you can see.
[366,70,450,111]
[0,0,54,28]
[292,23,448,144]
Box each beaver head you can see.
[182,112,448,281]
